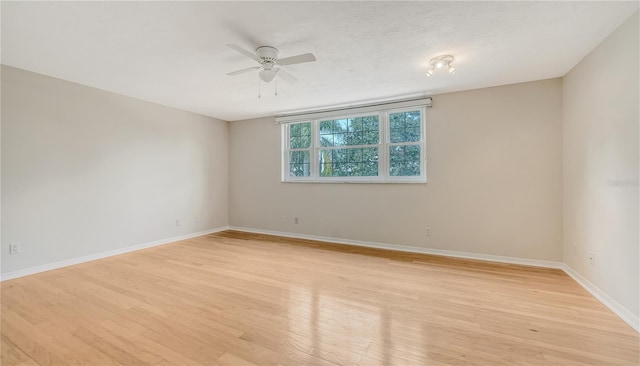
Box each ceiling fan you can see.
[226,44,316,84]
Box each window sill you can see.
[282,179,427,184]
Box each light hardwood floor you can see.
[1,231,638,365]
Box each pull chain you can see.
[275,75,278,96]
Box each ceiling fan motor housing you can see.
[256,46,279,65]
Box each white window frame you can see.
[280,100,429,184]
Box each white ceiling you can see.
[2,1,638,121]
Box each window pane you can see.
[289,151,310,177]
[389,145,421,176]
[289,122,311,149]
[389,110,421,143]
[319,147,378,177]
[320,115,379,147]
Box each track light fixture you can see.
[426,55,456,77]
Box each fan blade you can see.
[277,53,316,66]
[276,68,298,83]
[227,66,260,76]
[227,44,260,62]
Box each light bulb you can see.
[448,65,456,74]
[436,61,444,68]
[426,69,434,77]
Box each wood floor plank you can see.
[1,230,638,365]
[217,352,259,366]
[1,336,36,366]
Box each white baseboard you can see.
[228,226,563,269]
[0,226,230,281]
[562,264,639,332]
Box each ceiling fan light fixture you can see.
[426,69,434,77]
[448,65,456,74]
[259,68,277,83]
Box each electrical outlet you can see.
[425,227,432,236]
[294,217,299,224]
[281,216,286,224]
[9,243,21,255]
[176,219,181,226]
[588,252,595,265]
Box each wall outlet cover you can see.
[9,243,21,255]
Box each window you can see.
[319,115,380,177]
[389,110,422,177]
[288,122,311,177]
[281,100,428,183]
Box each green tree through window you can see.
[389,111,421,176]
[288,122,311,176]
[319,115,379,177]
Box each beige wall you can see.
[230,79,563,261]
[563,12,639,319]
[1,66,229,274]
